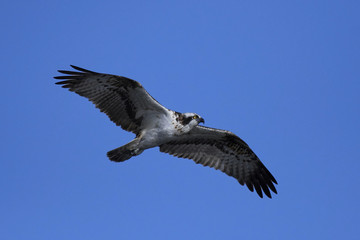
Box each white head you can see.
[180,112,205,129]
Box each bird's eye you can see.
[193,115,198,119]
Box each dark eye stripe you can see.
[183,117,192,125]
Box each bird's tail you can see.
[107,139,142,162]
[107,146,134,162]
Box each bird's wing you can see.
[54,65,169,135]
[159,125,277,198]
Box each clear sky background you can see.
[1,0,359,239]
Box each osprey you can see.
[54,65,278,198]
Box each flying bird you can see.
[54,65,278,198]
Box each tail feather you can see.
[107,146,134,162]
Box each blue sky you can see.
[1,0,359,239]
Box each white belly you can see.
[138,113,178,149]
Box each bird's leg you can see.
[127,138,144,155]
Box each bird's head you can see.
[181,113,205,127]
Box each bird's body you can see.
[122,111,182,151]
[55,65,278,198]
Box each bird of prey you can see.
[54,65,277,198]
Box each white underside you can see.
[137,110,180,149]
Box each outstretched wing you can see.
[159,125,277,198]
[54,65,169,135]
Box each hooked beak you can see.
[198,117,205,124]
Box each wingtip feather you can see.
[70,65,96,73]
